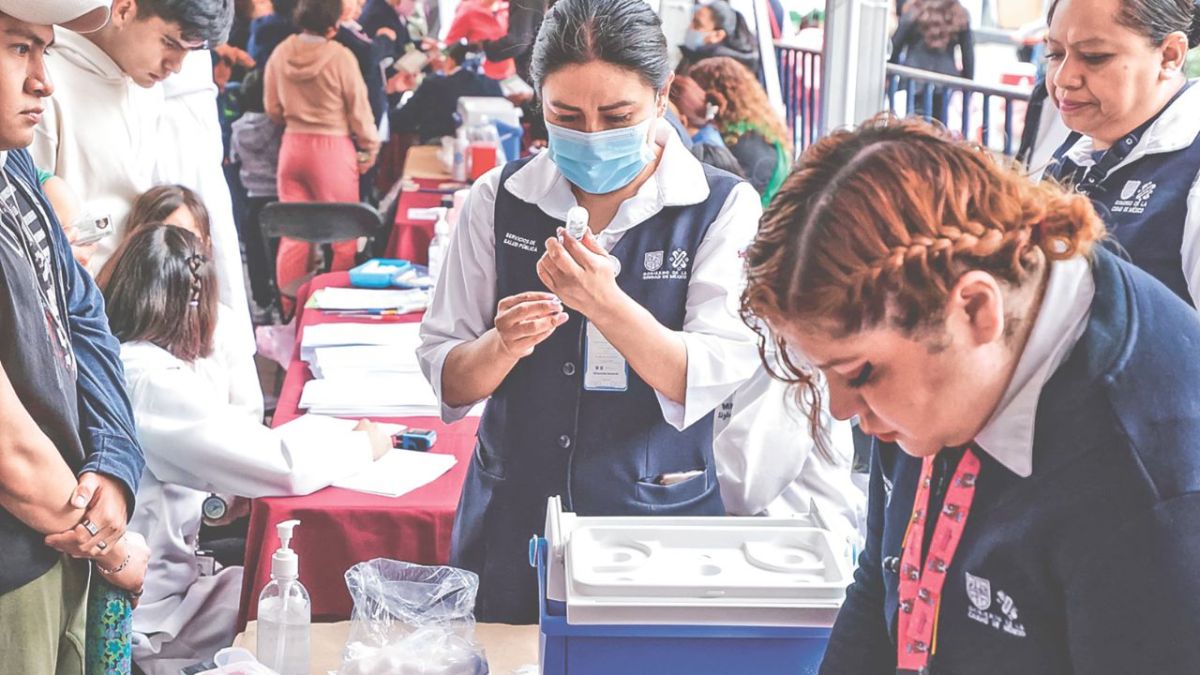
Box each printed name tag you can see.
[584,321,628,392]
[195,551,217,577]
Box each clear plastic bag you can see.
[254,318,296,370]
[340,559,487,675]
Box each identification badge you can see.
[583,321,628,391]
[195,550,217,577]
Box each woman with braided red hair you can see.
[741,116,1200,673]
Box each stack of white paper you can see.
[300,374,439,417]
[299,322,424,362]
[309,345,422,380]
[310,287,430,313]
[299,321,484,418]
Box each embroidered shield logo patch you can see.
[1120,180,1141,200]
[965,572,992,611]
[644,250,664,272]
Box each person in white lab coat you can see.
[713,360,866,549]
[96,184,264,422]
[417,0,762,623]
[156,49,255,354]
[100,224,392,674]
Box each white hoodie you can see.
[32,27,164,270]
[34,36,255,357]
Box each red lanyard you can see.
[896,447,982,673]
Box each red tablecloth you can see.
[237,272,478,629]
[384,178,446,264]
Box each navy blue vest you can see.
[820,249,1200,673]
[1047,97,1200,304]
[450,157,741,623]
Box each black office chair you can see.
[259,201,386,321]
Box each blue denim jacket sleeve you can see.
[11,150,145,510]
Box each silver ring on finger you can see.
[82,519,100,537]
[97,540,107,551]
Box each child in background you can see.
[230,70,284,309]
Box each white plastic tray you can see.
[559,522,849,627]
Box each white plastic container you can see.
[543,498,849,627]
[457,96,521,130]
[257,520,311,675]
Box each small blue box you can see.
[529,538,831,675]
[349,259,413,288]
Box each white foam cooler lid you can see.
[544,498,851,627]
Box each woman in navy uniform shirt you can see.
[418,0,762,623]
[742,116,1200,673]
[1044,0,1200,306]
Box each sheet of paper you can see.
[310,287,429,311]
[333,448,457,498]
[299,323,423,362]
[309,345,423,379]
[406,207,440,221]
[299,373,440,416]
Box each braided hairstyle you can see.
[740,115,1105,435]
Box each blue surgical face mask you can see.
[546,117,658,194]
[683,28,711,50]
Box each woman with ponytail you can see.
[742,116,1200,673]
[1043,0,1200,308]
[100,225,392,673]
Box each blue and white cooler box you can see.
[529,497,850,675]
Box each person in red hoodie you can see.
[444,0,514,79]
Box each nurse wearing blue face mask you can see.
[417,0,763,623]
[677,0,759,73]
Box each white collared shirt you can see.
[974,256,1095,477]
[1060,81,1200,308]
[417,119,763,429]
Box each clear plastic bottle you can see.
[427,208,451,284]
[257,520,310,675]
[452,127,469,182]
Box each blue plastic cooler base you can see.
[530,538,831,675]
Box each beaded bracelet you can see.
[97,551,131,576]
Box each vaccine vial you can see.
[565,206,589,240]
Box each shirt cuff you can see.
[427,338,483,424]
[78,429,145,517]
[654,333,757,432]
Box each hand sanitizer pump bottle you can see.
[257,519,311,675]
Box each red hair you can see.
[740,116,1105,433]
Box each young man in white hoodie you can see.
[32,0,231,270]
[32,0,257,385]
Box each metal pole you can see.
[821,0,891,134]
